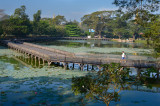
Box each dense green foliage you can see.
[113,0,160,54]
[1,5,31,37]
[0,22,3,36]
[53,15,67,25]
[0,2,159,53]
[0,6,74,37]
[72,63,130,106]
[80,10,146,39]
[65,22,81,37]
[81,11,116,38]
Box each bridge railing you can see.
[8,42,50,60]
[23,42,75,57]
[7,41,160,68]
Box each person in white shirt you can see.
[121,51,126,63]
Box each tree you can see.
[46,25,56,36]
[0,21,3,36]
[53,15,67,25]
[32,10,42,35]
[33,10,41,22]
[2,5,31,37]
[110,11,129,39]
[41,17,54,25]
[36,20,49,35]
[113,28,127,39]
[144,16,160,54]
[128,20,144,40]
[55,25,66,37]
[81,11,115,38]
[113,0,160,29]
[113,0,160,28]
[113,0,160,13]
[65,22,81,37]
[72,63,130,106]
[113,0,160,55]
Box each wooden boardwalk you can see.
[2,40,160,70]
[61,37,111,41]
[15,37,111,42]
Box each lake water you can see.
[35,40,157,61]
[0,40,160,106]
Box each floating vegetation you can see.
[0,40,160,105]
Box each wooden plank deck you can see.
[2,40,160,69]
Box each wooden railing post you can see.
[87,64,89,71]
[137,68,141,80]
[80,64,84,71]
[157,68,159,79]
[43,59,45,66]
[35,56,37,67]
[65,55,66,62]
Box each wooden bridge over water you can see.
[18,37,111,42]
[1,40,160,74]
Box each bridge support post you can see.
[38,58,41,67]
[48,61,52,68]
[136,68,141,80]
[78,63,81,70]
[14,49,17,57]
[157,68,159,79]
[43,59,45,66]
[17,49,19,54]
[26,53,28,63]
[25,53,27,62]
[22,52,24,61]
[62,62,68,70]
[92,65,94,71]
[20,51,22,60]
[56,62,60,66]
[35,56,37,67]
[31,55,33,65]
[72,63,74,70]
[80,64,84,71]
[27,54,30,64]
[18,50,20,59]
[97,65,102,71]
[87,64,89,71]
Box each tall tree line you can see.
[0,5,82,38]
[112,0,160,55]
[0,3,159,42]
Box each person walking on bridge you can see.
[121,51,126,63]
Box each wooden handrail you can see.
[6,41,159,68]
[23,42,75,57]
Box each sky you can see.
[0,0,118,22]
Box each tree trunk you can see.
[118,35,121,39]
[133,34,135,40]
[106,102,110,106]
[98,31,101,38]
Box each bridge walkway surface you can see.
[1,40,160,69]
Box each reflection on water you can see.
[72,63,130,106]
[36,40,151,49]
[72,63,160,106]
